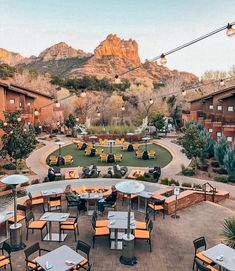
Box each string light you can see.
[17,117,21,122]
[3,122,7,126]
[80,90,87,98]
[159,54,167,65]
[226,23,235,37]
[55,101,61,108]
[34,109,39,116]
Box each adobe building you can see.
[182,85,235,144]
[0,80,63,128]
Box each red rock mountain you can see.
[0,48,24,66]
[1,34,198,82]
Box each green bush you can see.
[213,168,227,175]
[160,178,169,185]
[136,175,157,183]
[214,176,228,183]
[20,181,29,187]
[228,175,235,183]
[168,179,180,186]
[31,179,40,185]
[223,143,235,178]
[181,167,195,176]
[211,160,220,168]
[222,217,235,248]
[181,182,192,188]
[3,163,16,170]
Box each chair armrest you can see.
[40,248,51,253]
[25,259,38,265]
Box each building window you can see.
[209,105,213,110]
[216,132,222,138]
[227,136,233,142]
[208,128,213,133]
[9,99,15,104]
[27,102,31,107]
[217,105,222,111]
[19,102,22,107]
[228,106,234,112]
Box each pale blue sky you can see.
[0,0,234,76]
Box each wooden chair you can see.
[0,242,12,271]
[92,211,108,227]
[91,216,110,248]
[87,142,93,148]
[96,147,103,156]
[75,240,91,270]
[77,142,84,150]
[122,143,128,151]
[28,192,44,211]
[60,216,79,241]
[49,156,58,165]
[134,220,153,252]
[48,196,62,212]
[100,153,108,162]
[114,153,122,162]
[193,237,215,270]
[85,148,91,156]
[24,242,50,271]
[147,199,165,220]
[148,150,156,159]
[136,150,143,159]
[133,143,140,151]
[25,211,48,241]
[135,212,150,230]
[8,204,27,224]
[194,259,217,271]
[63,155,73,165]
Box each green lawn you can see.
[47,143,172,168]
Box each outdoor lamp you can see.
[10,131,13,134]
[226,23,235,37]
[220,79,225,86]
[23,128,27,132]
[80,90,87,98]
[76,117,79,122]
[182,89,187,96]
[97,111,101,117]
[55,101,61,108]
[114,75,121,84]
[3,122,7,126]
[121,106,125,111]
[149,98,154,105]
[34,109,39,116]
[159,54,167,65]
[17,117,21,122]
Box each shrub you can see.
[181,167,195,176]
[168,179,180,186]
[160,178,169,185]
[181,182,192,188]
[223,143,235,179]
[213,168,227,175]
[197,163,209,171]
[31,179,40,185]
[43,177,49,183]
[222,217,235,248]
[3,163,16,170]
[214,138,228,165]
[20,181,29,187]
[211,160,220,168]
[228,176,235,183]
[214,176,228,183]
[136,175,157,183]
[17,189,27,197]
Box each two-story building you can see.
[182,85,235,143]
[0,80,63,128]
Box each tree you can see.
[0,110,37,163]
[200,130,215,159]
[223,143,235,180]
[64,114,77,136]
[222,217,235,248]
[179,124,205,166]
[0,64,15,79]
[151,113,165,137]
[214,138,228,165]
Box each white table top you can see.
[203,244,235,271]
[41,188,64,196]
[40,212,70,222]
[36,245,85,271]
[108,219,136,230]
[108,211,134,220]
[80,193,103,200]
[136,191,153,198]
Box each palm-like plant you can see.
[222,217,235,248]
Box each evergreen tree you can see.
[214,138,228,165]
[223,143,235,180]
[64,114,77,136]
[151,113,165,137]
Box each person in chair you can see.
[97,186,117,214]
[64,185,86,211]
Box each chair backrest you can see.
[195,259,211,271]
[193,236,206,252]
[25,211,34,225]
[49,196,61,204]
[91,215,96,230]
[148,220,153,233]
[76,240,91,260]
[17,204,27,214]
[28,192,33,201]
[145,212,150,223]
[2,242,12,255]
[24,242,40,259]
[154,199,165,206]
[92,211,98,220]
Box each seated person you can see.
[97,186,117,213]
[48,167,55,182]
[64,185,86,211]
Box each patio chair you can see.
[114,153,122,162]
[0,242,12,271]
[92,211,108,227]
[91,216,110,248]
[24,242,50,271]
[60,216,79,241]
[135,212,150,230]
[100,153,108,162]
[25,211,48,241]
[133,143,140,151]
[49,156,58,165]
[63,154,73,165]
[134,220,153,252]
[48,195,62,212]
[147,199,165,220]
[96,147,103,156]
[193,237,214,270]
[194,259,217,271]
[65,194,79,214]
[85,148,91,156]
[77,142,84,150]
[148,150,156,159]
[122,143,128,151]
[28,192,44,211]
[136,150,143,159]
[8,204,27,224]
[75,240,91,270]
[113,165,128,176]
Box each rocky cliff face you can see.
[0,48,24,66]
[2,34,197,82]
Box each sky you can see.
[0,0,234,77]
